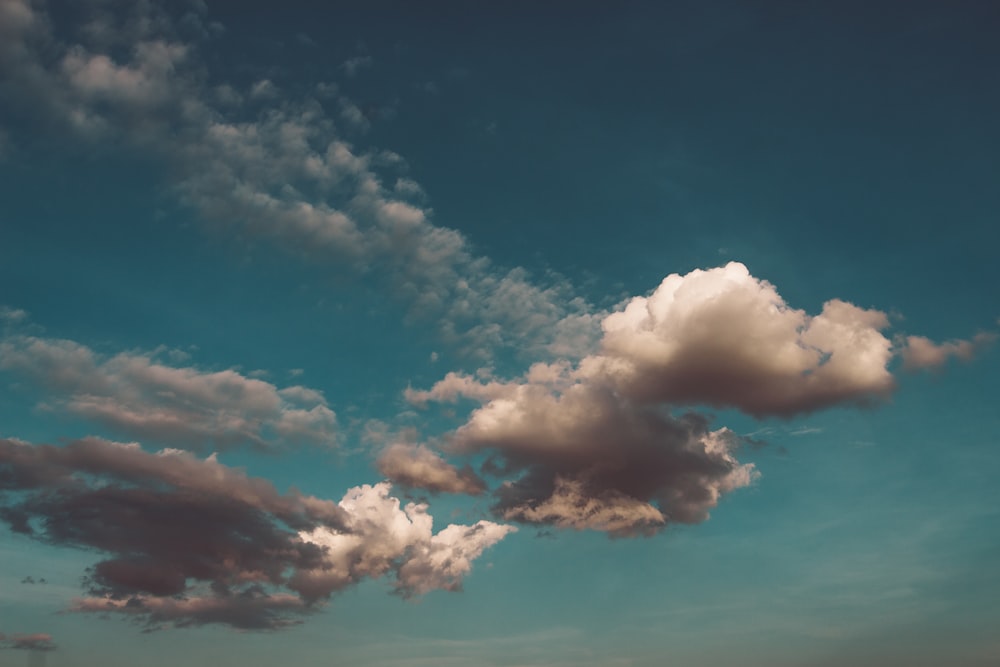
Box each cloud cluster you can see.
[408,262,960,535]
[0,0,599,358]
[0,334,336,451]
[0,437,514,630]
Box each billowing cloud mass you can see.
[0,437,514,630]
[592,262,898,417]
[408,262,968,535]
[412,369,757,536]
[0,633,56,651]
[0,335,337,451]
[0,0,599,358]
[377,443,486,495]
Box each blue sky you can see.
[1,1,998,665]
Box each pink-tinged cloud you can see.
[376,443,486,495]
[900,332,997,370]
[0,438,515,630]
[0,335,336,451]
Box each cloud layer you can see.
[0,437,513,630]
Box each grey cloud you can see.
[0,334,337,451]
[377,443,486,495]
[0,438,514,631]
[340,55,372,77]
[415,373,757,536]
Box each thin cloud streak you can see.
[0,333,337,452]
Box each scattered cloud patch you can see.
[0,0,599,359]
[340,55,372,77]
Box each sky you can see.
[1,1,999,665]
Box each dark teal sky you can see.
[1,2,998,666]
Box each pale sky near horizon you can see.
[1,1,999,666]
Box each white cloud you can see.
[292,482,514,600]
[592,262,896,416]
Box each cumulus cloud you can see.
[900,332,997,370]
[592,262,897,417]
[0,0,599,359]
[405,262,935,534]
[0,334,337,451]
[291,482,514,601]
[377,443,486,495]
[0,438,514,630]
[0,633,56,651]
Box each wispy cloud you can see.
[340,55,373,77]
[0,333,337,452]
[900,332,997,370]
